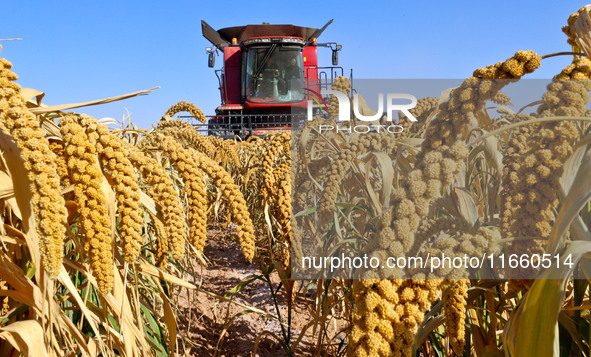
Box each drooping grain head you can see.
[0,51,67,278]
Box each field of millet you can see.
[4,5,591,357]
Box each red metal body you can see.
[222,47,241,106]
[303,45,320,95]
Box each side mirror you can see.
[208,52,215,68]
[332,50,338,66]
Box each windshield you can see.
[244,46,304,103]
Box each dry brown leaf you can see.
[157,282,178,354]
[0,128,41,279]
[135,261,196,289]
[483,134,503,179]
[548,149,591,253]
[28,87,159,114]
[452,187,479,228]
[0,320,45,357]
[20,88,45,108]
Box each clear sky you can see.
[2,1,590,128]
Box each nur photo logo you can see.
[306,89,418,133]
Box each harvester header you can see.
[201,20,333,49]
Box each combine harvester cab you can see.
[201,19,349,138]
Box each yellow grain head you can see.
[126,143,187,259]
[162,100,206,123]
[0,51,67,278]
[190,149,256,262]
[77,115,144,263]
[444,279,468,355]
[143,134,208,255]
[151,214,168,269]
[59,114,113,294]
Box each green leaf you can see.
[224,274,263,298]
[141,305,162,340]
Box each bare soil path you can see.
[175,228,317,356]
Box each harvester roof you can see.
[202,20,333,49]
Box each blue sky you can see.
[1,1,590,128]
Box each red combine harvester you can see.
[200,19,348,138]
